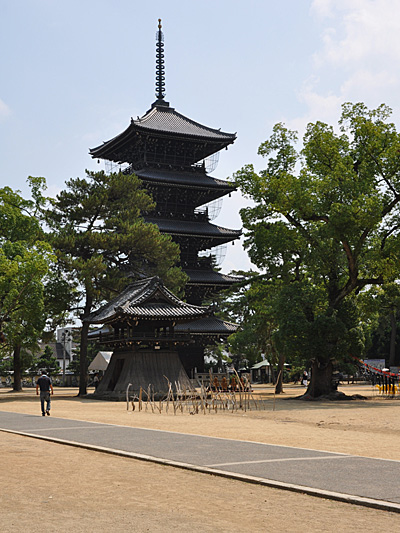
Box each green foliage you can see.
[360,282,400,365]
[0,184,55,353]
[33,345,59,375]
[46,170,186,307]
[223,273,279,368]
[234,103,400,395]
[68,342,97,376]
[0,354,12,375]
[0,346,37,376]
[204,344,231,371]
[67,357,81,376]
[45,170,186,394]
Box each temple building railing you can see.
[97,329,193,346]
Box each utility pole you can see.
[62,329,72,387]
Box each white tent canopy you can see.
[251,360,271,370]
[88,351,112,372]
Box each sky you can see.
[1,0,400,273]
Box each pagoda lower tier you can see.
[134,165,241,302]
[142,215,241,303]
[184,269,242,305]
[133,167,236,212]
[144,217,241,250]
[85,277,238,399]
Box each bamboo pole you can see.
[273,370,282,412]
[126,383,132,411]
[233,369,243,410]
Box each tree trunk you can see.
[389,310,396,367]
[274,353,285,394]
[13,344,22,392]
[78,294,93,396]
[78,321,89,396]
[302,360,334,399]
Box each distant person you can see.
[302,371,308,386]
[36,370,54,416]
[93,374,99,389]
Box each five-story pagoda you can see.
[90,20,241,374]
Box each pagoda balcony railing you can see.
[147,202,221,223]
[181,255,215,270]
[193,207,209,219]
[145,209,209,222]
[122,152,214,172]
[97,330,192,345]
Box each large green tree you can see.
[46,170,186,395]
[234,103,400,398]
[0,182,55,390]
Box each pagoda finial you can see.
[155,18,166,101]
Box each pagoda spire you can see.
[153,19,169,107]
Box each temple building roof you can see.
[134,168,235,191]
[175,317,238,335]
[84,277,209,325]
[185,269,242,285]
[145,217,241,241]
[134,105,236,140]
[89,105,236,167]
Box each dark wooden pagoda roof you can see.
[137,168,237,208]
[145,217,241,243]
[185,269,242,286]
[134,168,235,191]
[175,317,238,335]
[89,104,236,167]
[134,105,235,140]
[84,277,209,325]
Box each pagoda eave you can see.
[134,168,236,192]
[145,217,241,239]
[175,316,238,336]
[84,277,210,325]
[89,125,235,167]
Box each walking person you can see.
[36,370,54,416]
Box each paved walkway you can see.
[1,410,399,513]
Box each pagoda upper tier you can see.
[89,19,241,308]
[90,103,236,170]
[133,168,235,209]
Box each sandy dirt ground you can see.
[1,382,399,532]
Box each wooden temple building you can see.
[88,20,240,397]
[86,277,237,399]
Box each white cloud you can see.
[281,76,342,137]
[311,0,336,19]
[290,1,400,134]
[0,98,11,120]
[340,68,398,101]
[312,0,400,68]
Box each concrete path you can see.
[1,410,399,513]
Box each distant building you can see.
[38,328,76,372]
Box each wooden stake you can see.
[273,370,282,412]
